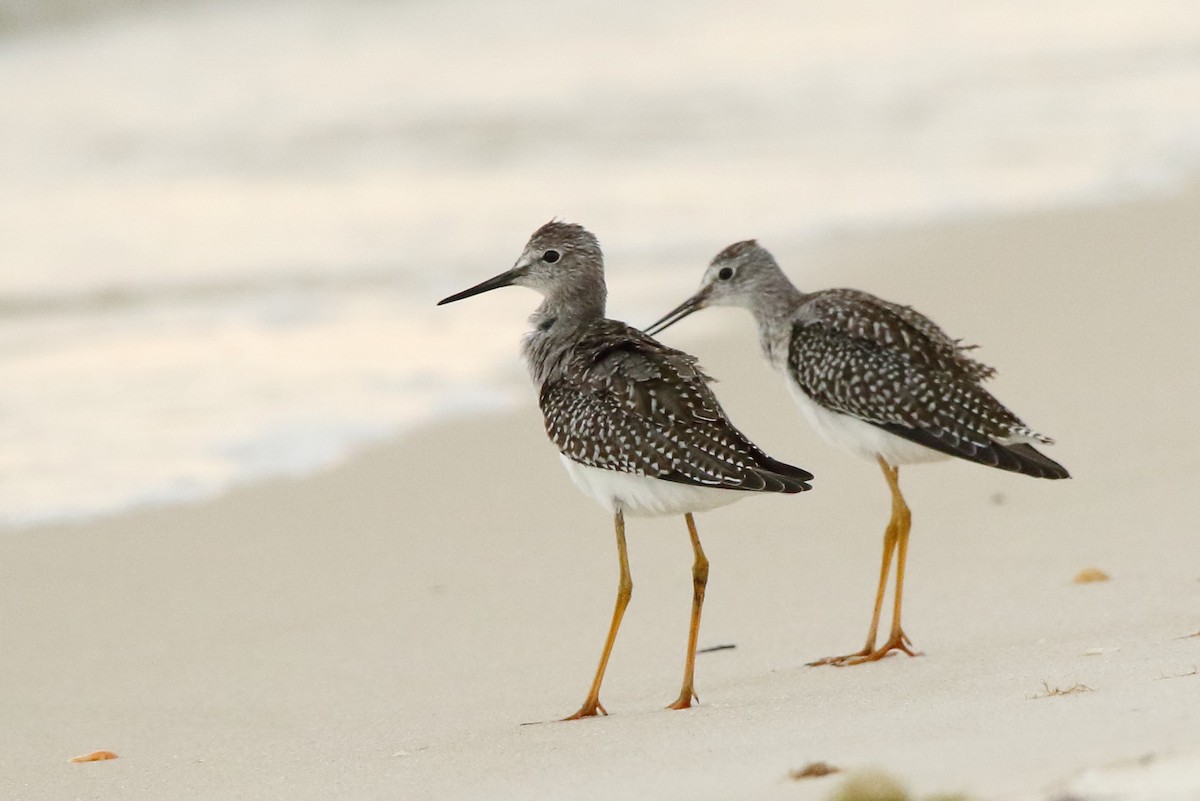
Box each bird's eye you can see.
[717,267,734,280]
[543,250,560,263]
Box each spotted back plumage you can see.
[791,289,1067,478]
[799,289,996,382]
[541,318,813,493]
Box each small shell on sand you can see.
[1073,568,1110,583]
[69,751,118,763]
[790,761,840,780]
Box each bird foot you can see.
[665,689,699,710]
[806,647,874,667]
[807,631,920,667]
[559,697,608,721]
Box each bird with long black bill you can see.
[646,240,1068,666]
[437,223,813,719]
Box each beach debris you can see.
[69,750,118,763]
[697,643,736,654]
[1073,568,1110,584]
[1154,667,1198,680]
[1081,647,1119,656]
[826,770,910,801]
[790,761,841,780]
[1031,681,1094,699]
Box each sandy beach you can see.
[2,184,1199,800]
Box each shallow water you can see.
[1,0,1199,526]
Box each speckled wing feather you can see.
[541,319,813,492]
[791,290,1068,478]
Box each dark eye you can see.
[717,266,734,280]
[543,250,560,263]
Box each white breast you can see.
[560,456,745,517]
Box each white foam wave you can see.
[1,0,1199,526]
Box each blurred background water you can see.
[1,0,1198,527]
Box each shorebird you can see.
[437,223,813,719]
[646,240,1069,666]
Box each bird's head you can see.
[437,221,605,307]
[645,240,782,336]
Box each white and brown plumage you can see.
[646,240,1068,666]
[437,223,812,719]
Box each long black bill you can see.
[643,287,711,337]
[437,267,525,306]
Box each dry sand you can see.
[2,185,1199,801]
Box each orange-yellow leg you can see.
[807,509,897,666]
[562,510,632,720]
[667,513,709,710]
[809,456,921,667]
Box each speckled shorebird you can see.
[437,223,813,718]
[646,241,1069,666]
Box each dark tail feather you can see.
[1005,443,1070,479]
[877,423,1069,480]
[757,456,815,493]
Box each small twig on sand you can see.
[1030,681,1094,699]
[697,643,736,653]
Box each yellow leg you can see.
[809,456,920,667]
[562,510,633,720]
[667,513,709,710]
